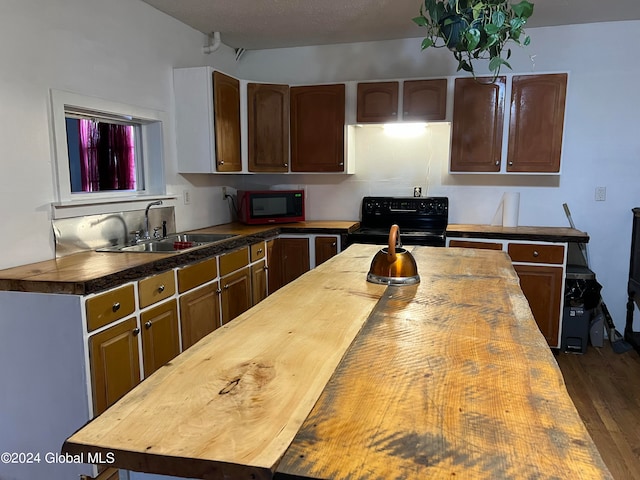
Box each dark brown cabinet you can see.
[268,237,311,293]
[248,83,290,172]
[251,260,268,305]
[315,236,339,266]
[450,76,506,172]
[290,84,345,172]
[179,282,220,350]
[403,79,447,121]
[513,264,563,346]
[507,73,567,173]
[213,71,241,172]
[356,81,399,122]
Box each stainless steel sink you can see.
[97,232,237,253]
[160,233,236,244]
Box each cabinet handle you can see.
[533,251,539,257]
[216,288,222,294]
[257,248,263,254]
[264,266,269,271]
[132,327,140,336]
[224,284,230,290]
[283,163,288,168]
[157,284,165,293]
[217,160,225,165]
[339,162,344,166]
[392,111,397,115]
[112,302,121,312]
[509,161,514,166]
[495,160,499,166]
[145,321,152,329]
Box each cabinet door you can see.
[221,268,252,325]
[89,317,141,415]
[269,237,311,293]
[507,74,567,173]
[449,239,502,250]
[248,83,290,172]
[513,264,563,347]
[403,79,447,121]
[315,236,338,267]
[140,300,180,377]
[251,260,268,306]
[356,81,399,122]
[290,84,345,172]
[450,77,505,172]
[213,71,241,172]
[179,282,220,350]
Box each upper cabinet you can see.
[357,81,399,122]
[173,67,241,174]
[355,79,447,123]
[403,79,448,121]
[213,72,242,172]
[290,84,346,172]
[450,73,568,174]
[450,77,506,173]
[247,83,290,172]
[507,74,568,173]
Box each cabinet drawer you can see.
[86,284,136,332]
[219,247,249,276]
[508,243,564,264]
[138,270,176,308]
[177,258,217,294]
[250,242,266,262]
[449,239,503,250]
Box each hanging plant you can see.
[413,0,534,82]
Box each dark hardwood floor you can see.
[556,343,640,480]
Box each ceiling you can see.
[140,0,640,50]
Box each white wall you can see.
[236,22,640,332]
[0,0,237,270]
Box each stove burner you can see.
[347,196,449,247]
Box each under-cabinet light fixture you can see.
[383,122,427,138]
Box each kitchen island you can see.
[63,244,611,480]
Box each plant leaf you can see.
[421,37,435,50]
[484,23,499,35]
[464,28,481,51]
[523,35,531,46]
[413,15,428,27]
[511,0,534,19]
[492,10,506,28]
[489,56,506,72]
[485,34,498,48]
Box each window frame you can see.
[50,89,167,206]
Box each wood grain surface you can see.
[276,247,611,480]
[63,244,387,479]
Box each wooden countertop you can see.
[447,223,589,243]
[0,221,359,295]
[63,245,611,480]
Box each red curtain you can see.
[78,119,136,192]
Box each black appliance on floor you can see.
[347,196,448,247]
[625,207,640,352]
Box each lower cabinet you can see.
[221,267,252,324]
[179,282,221,350]
[269,237,311,293]
[88,317,141,416]
[140,300,180,377]
[251,260,268,305]
[315,236,339,266]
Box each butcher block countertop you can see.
[447,223,590,243]
[63,244,611,480]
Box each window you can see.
[50,90,167,206]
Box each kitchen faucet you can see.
[144,200,163,239]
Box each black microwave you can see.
[237,190,305,225]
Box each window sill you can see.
[51,194,178,219]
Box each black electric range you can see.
[347,196,449,247]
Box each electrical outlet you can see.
[595,186,606,202]
[413,186,422,197]
[183,189,191,205]
[222,186,227,200]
